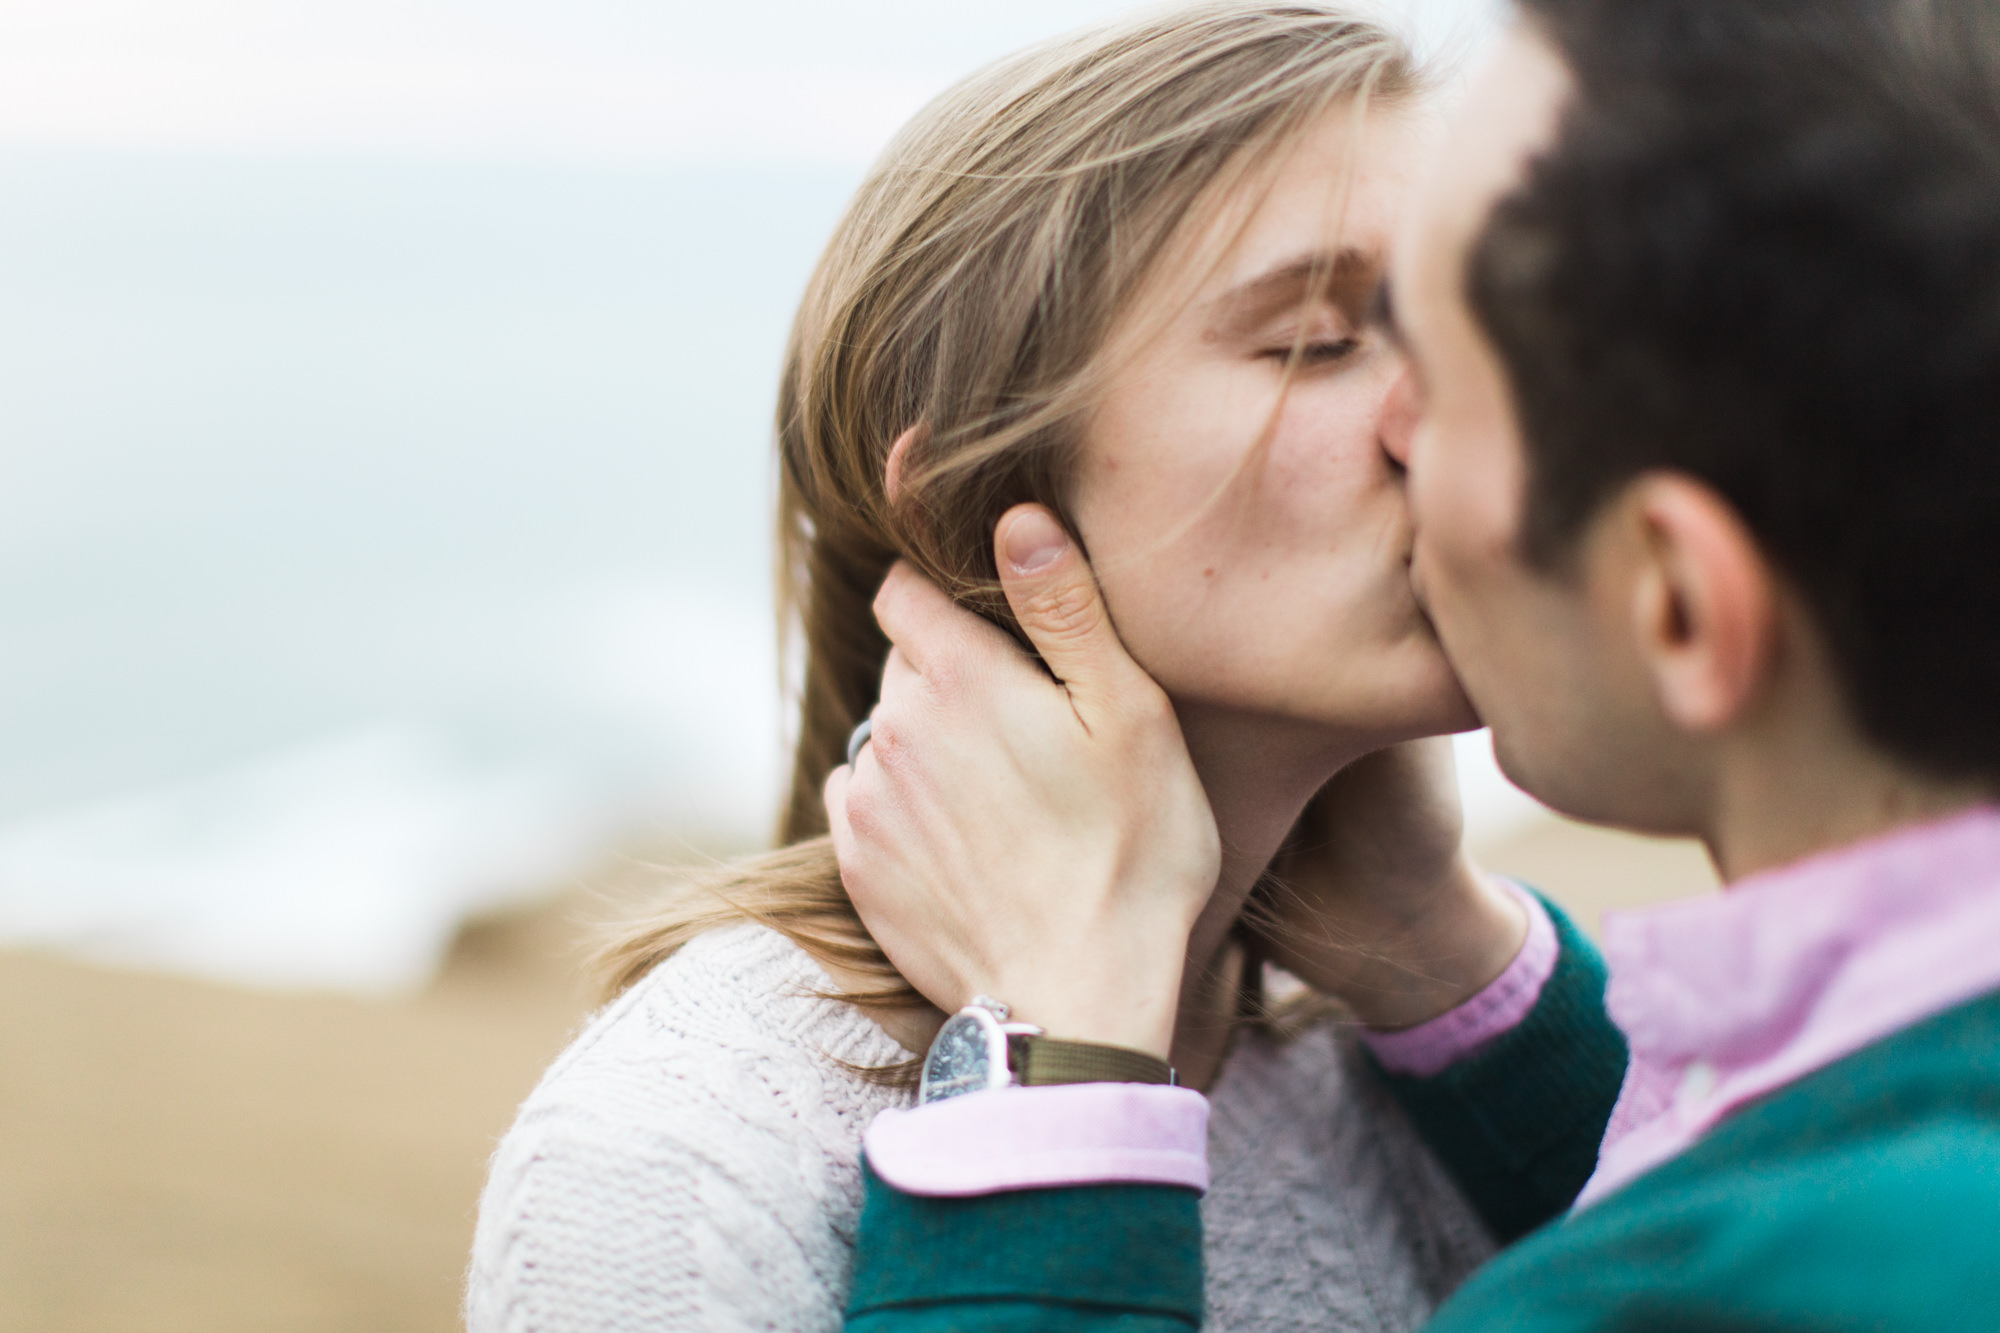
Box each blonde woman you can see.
[468,5,1516,1329]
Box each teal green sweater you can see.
[845,903,2000,1331]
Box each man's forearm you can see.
[844,1166,1203,1332]
[1368,894,1627,1242]
[837,855,1616,1314]
[846,896,1628,1328]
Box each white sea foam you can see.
[0,726,608,992]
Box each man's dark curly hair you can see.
[1471,0,2000,781]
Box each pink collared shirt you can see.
[1578,804,2000,1207]
[868,808,2000,1209]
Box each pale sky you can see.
[0,0,1541,986]
[0,0,1504,164]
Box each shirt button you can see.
[1676,1060,1718,1113]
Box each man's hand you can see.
[823,505,1219,1061]
[1257,739,1527,1030]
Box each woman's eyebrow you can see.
[1206,248,1379,334]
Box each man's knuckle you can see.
[923,650,969,702]
[1027,582,1101,636]
[866,715,905,763]
[843,780,884,838]
[840,768,896,832]
[873,578,908,632]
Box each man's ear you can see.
[1625,474,1778,733]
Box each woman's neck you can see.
[1166,704,1375,1091]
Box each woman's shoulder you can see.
[509,920,911,1147]
[468,922,915,1331]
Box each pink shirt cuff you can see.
[864,1082,1209,1197]
[1359,878,1559,1077]
[861,882,1553,1198]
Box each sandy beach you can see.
[1,817,1717,1332]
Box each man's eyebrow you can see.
[1206,248,1378,333]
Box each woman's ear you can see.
[885,426,924,504]
[1626,474,1778,734]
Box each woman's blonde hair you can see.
[597,1,1420,1080]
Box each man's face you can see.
[1390,24,1691,828]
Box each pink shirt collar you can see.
[1579,804,2000,1208]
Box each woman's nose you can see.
[1378,363,1420,470]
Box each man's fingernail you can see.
[1004,510,1069,574]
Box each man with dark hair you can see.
[1467,0,2000,801]
[827,1,2000,1327]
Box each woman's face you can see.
[1069,102,1476,746]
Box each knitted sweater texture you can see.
[466,923,1491,1333]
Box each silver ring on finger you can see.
[846,718,874,766]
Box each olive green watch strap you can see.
[1006,1033,1177,1087]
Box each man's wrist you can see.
[984,928,1187,1061]
[1005,994,1179,1063]
[1359,881,1558,1075]
[1278,859,1530,1030]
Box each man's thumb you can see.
[995,504,1131,702]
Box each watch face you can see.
[919,1010,1005,1104]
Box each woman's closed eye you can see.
[1257,333,1363,367]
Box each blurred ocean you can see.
[0,150,863,987]
[0,0,1527,995]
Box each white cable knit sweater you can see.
[467,923,1492,1333]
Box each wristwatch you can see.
[918,995,1177,1104]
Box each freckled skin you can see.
[1072,103,1475,749]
